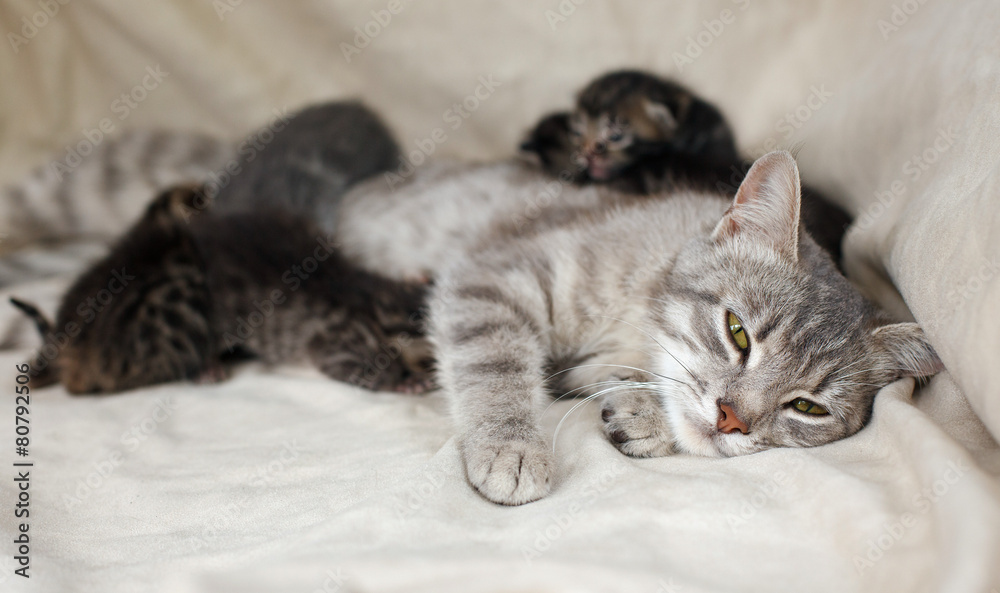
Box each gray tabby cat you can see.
[337,151,942,505]
[0,128,234,252]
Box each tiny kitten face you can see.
[570,70,691,181]
[645,152,942,457]
[569,97,677,181]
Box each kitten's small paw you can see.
[393,373,435,394]
[601,389,674,458]
[463,437,553,505]
[196,364,231,385]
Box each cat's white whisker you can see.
[552,383,658,453]
[542,379,652,416]
[830,367,878,382]
[543,362,686,385]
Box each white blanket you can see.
[1,1,998,591]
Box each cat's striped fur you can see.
[335,151,942,505]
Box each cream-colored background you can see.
[0,1,998,592]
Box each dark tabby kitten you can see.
[12,186,430,394]
[521,70,738,187]
[520,69,853,263]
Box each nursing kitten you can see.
[422,152,941,505]
[533,69,739,187]
[13,186,430,394]
[520,69,853,263]
[10,185,215,391]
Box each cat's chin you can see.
[669,411,724,458]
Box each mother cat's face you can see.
[645,152,942,457]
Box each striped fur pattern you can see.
[335,159,640,281]
[417,152,941,505]
[0,128,235,251]
[0,100,398,287]
[17,186,431,394]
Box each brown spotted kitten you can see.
[12,186,430,394]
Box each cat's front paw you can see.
[601,388,674,457]
[462,436,553,505]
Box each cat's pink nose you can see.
[717,402,749,434]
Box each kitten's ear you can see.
[641,99,678,134]
[517,138,543,165]
[711,150,802,261]
[872,323,945,379]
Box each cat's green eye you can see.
[792,398,829,415]
[727,311,749,351]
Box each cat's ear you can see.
[712,150,802,261]
[872,323,945,379]
[641,99,678,134]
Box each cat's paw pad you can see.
[601,389,674,458]
[463,438,553,505]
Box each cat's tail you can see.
[9,297,53,338]
[7,297,60,388]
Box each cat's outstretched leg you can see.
[600,384,675,457]
[430,266,554,505]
